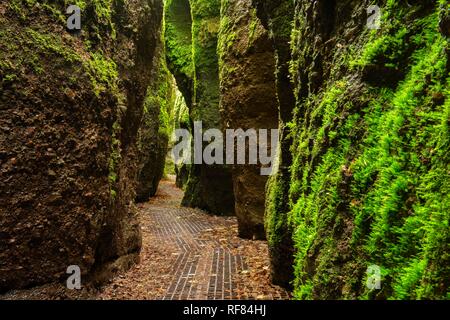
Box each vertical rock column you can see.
[218,0,278,239]
[253,0,296,288]
[283,0,449,299]
[165,0,235,215]
[136,27,175,203]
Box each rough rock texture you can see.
[173,92,190,189]
[165,0,194,107]
[164,0,193,191]
[136,38,174,203]
[218,0,278,239]
[165,0,235,215]
[0,0,163,291]
[253,0,296,288]
[261,0,449,299]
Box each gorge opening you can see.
[0,0,449,302]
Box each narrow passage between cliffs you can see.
[97,176,288,300]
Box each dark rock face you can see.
[136,43,174,203]
[253,0,296,288]
[181,164,235,215]
[0,0,163,291]
[136,116,168,202]
[218,0,279,239]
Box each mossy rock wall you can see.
[136,26,175,203]
[165,0,194,107]
[172,92,190,188]
[0,0,163,291]
[165,0,235,215]
[261,0,449,299]
[253,0,296,288]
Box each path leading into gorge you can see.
[98,177,288,300]
[1,177,288,300]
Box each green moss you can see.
[0,26,80,88]
[352,23,449,299]
[217,13,236,76]
[173,90,190,129]
[92,0,113,23]
[86,51,119,96]
[1,3,119,97]
[8,0,33,20]
[288,79,358,299]
[190,0,221,126]
[265,175,286,248]
[25,28,80,63]
[247,8,258,47]
[285,1,449,299]
[7,0,113,28]
[108,120,122,201]
[165,0,194,78]
[145,58,175,139]
[1,0,135,207]
[217,0,236,57]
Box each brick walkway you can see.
[150,205,245,300]
[0,177,289,300]
[98,177,289,300]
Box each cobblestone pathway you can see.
[98,177,289,300]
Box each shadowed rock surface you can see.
[0,0,164,292]
[136,35,175,203]
[218,0,278,239]
[253,0,296,288]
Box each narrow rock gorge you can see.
[165,0,236,215]
[0,0,448,300]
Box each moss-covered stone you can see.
[252,0,296,288]
[165,0,194,106]
[0,0,164,291]
[165,0,235,215]
[136,20,176,203]
[269,0,449,299]
[218,0,278,239]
